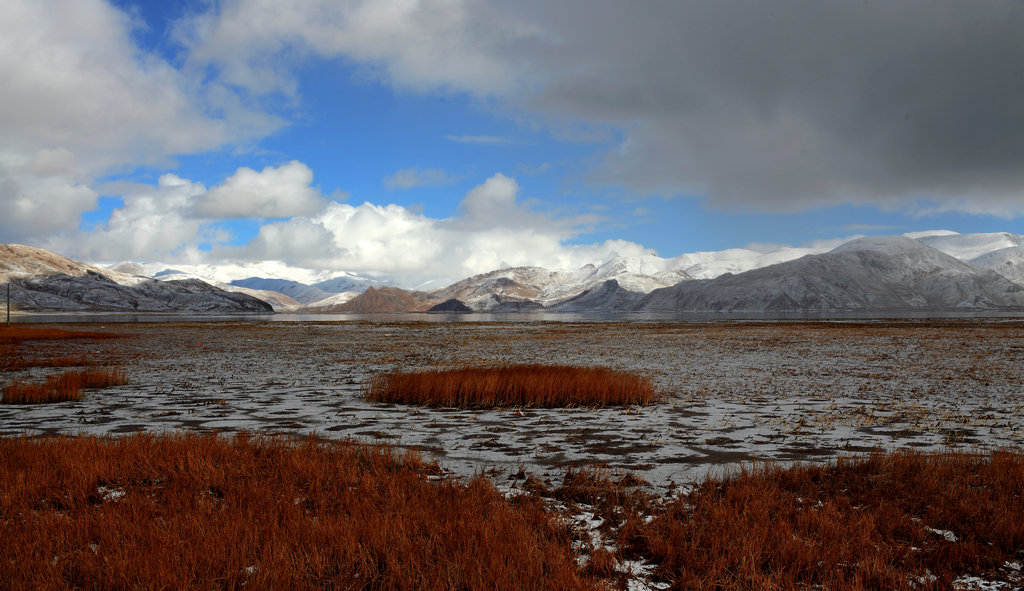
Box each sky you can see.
[2,0,1023,287]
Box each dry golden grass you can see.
[367,364,657,408]
[1,368,127,404]
[619,450,1024,590]
[0,433,601,591]
[0,326,122,344]
[2,432,1022,590]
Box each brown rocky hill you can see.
[317,286,439,313]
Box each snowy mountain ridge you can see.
[638,236,1024,313]
[2,244,273,314]
[6,230,1024,315]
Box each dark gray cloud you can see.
[495,0,1024,213]
[178,0,1024,216]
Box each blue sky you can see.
[2,0,1023,285]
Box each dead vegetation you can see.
[366,364,657,408]
[618,450,1024,590]
[0,432,599,591]
[0,325,128,403]
[0,326,122,344]
[3,433,1021,590]
[2,368,127,404]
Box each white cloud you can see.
[457,173,519,223]
[195,161,327,218]
[217,172,635,285]
[45,160,329,262]
[0,0,282,243]
[47,174,212,262]
[175,0,525,96]
[47,167,637,287]
[384,167,456,189]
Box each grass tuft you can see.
[366,364,657,408]
[2,368,127,404]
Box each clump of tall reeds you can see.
[366,364,657,408]
[0,433,600,591]
[2,368,127,404]
[624,450,1024,590]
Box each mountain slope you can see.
[969,246,1024,286]
[638,236,1024,313]
[228,278,332,305]
[429,258,691,311]
[316,286,439,313]
[2,244,273,314]
[916,232,1024,261]
[547,280,643,312]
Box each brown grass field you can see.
[0,433,598,591]
[1,434,1022,590]
[0,326,122,344]
[1,367,127,404]
[366,364,657,408]
[640,450,1024,589]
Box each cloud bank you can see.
[179,0,1024,216]
[52,170,649,287]
[0,0,280,243]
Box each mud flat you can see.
[2,319,1023,489]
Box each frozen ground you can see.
[3,319,1023,491]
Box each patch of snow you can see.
[925,526,958,543]
[917,232,1024,262]
[97,485,125,502]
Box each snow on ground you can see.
[2,319,1022,492]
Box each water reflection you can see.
[7,309,1023,324]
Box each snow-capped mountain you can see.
[227,278,333,306]
[427,255,692,311]
[318,286,438,313]
[104,261,385,310]
[638,236,1024,313]
[546,280,644,312]
[667,245,831,279]
[10,230,1024,316]
[969,247,1024,286]
[2,245,273,314]
[914,231,1024,261]
[909,232,1024,287]
[311,274,385,295]
[298,291,361,311]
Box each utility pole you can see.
[6,283,9,327]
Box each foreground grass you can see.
[571,450,1024,590]
[1,367,127,403]
[0,433,599,591]
[367,364,657,408]
[3,433,1021,590]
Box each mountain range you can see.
[3,231,1024,316]
[1,245,273,314]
